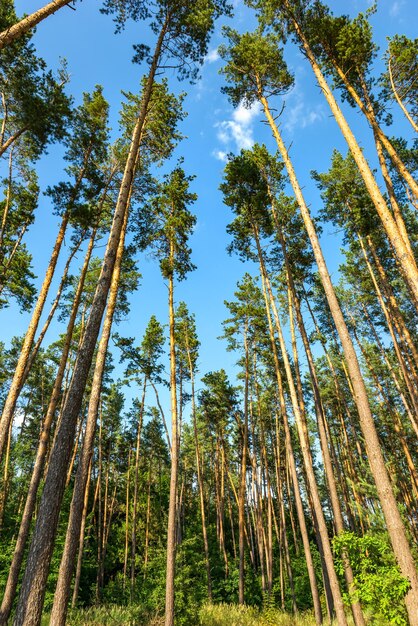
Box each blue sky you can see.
[3,0,418,419]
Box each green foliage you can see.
[0,20,72,160]
[135,166,197,281]
[333,532,410,624]
[382,35,418,123]
[103,0,232,81]
[199,603,316,626]
[219,28,293,107]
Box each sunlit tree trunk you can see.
[0,0,75,50]
[50,207,130,625]
[165,262,180,626]
[12,22,167,624]
[0,228,94,626]
[259,81,418,619]
[260,272,323,624]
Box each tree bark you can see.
[12,19,167,625]
[164,267,180,626]
[50,206,130,624]
[260,75,418,620]
[0,0,75,50]
[260,271,323,624]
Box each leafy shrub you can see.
[333,532,410,625]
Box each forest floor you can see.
[41,603,389,625]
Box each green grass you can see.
[199,603,316,626]
[42,602,391,625]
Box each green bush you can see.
[333,532,410,625]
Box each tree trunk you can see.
[260,76,418,620]
[256,234,347,625]
[388,57,418,133]
[278,227,365,626]
[238,325,249,605]
[164,268,180,626]
[186,337,212,599]
[12,20,167,625]
[260,271,323,624]
[0,228,94,626]
[284,13,418,307]
[0,0,75,50]
[50,206,131,625]
[130,379,147,601]
[0,212,69,463]
[71,459,92,608]
[328,59,418,200]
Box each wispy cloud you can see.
[214,101,261,158]
[282,82,325,134]
[205,48,220,64]
[212,149,228,162]
[389,0,405,17]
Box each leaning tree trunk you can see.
[275,215,366,626]
[259,73,418,620]
[0,212,69,463]
[50,207,129,626]
[0,228,95,626]
[327,58,418,201]
[284,9,418,309]
[12,21,168,626]
[0,142,94,463]
[256,232,347,626]
[0,0,74,50]
[388,57,418,134]
[260,271,323,625]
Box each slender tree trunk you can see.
[388,57,418,133]
[0,147,14,250]
[0,420,12,529]
[256,235,347,625]
[51,207,131,625]
[328,58,418,200]
[260,81,418,620]
[278,227,365,626]
[71,459,92,608]
[261,271,323,624]
[130,379,147,601]
[238,325,249,604]
[357,234,418,422]
[0,127,28,158]
[144,457,152,576]
[123,448,131,591]
[186,338,212,599]
[95,404,103,603]
[165,268,180,626]
[0,229,94,626]
[283,13,418,307]
[12,21,167,625]
[22,231,86,383]
[0,213,69,463]
[0,0,75,50]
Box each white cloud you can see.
[213,150,228,162]
[205,48,220,64]
[282,82,325,134]
[214,101,261,155]
[389,0,405,17]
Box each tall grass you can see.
[199,603,316,626]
